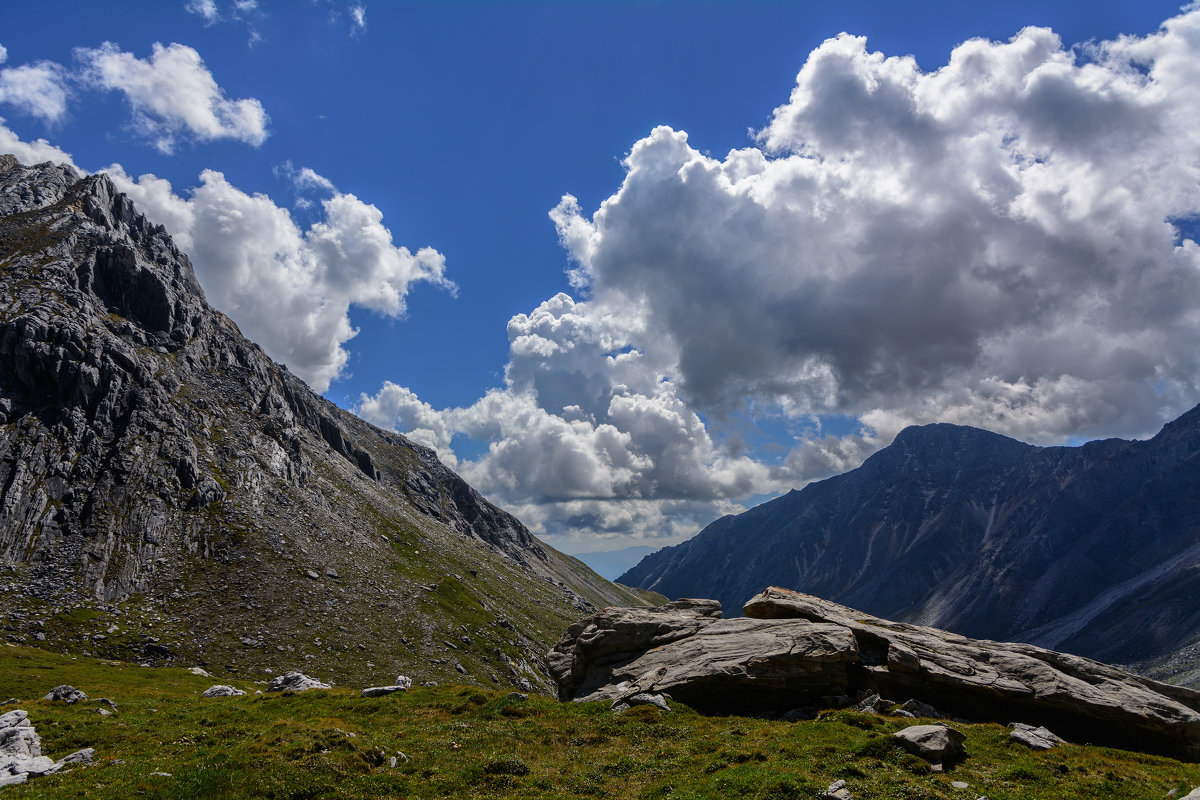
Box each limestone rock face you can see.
[0,709,92,786]
[0,154,652,687]
[549,587,1200,760]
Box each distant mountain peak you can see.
[621,406,1200,688]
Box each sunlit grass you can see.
[2,644,1198,799]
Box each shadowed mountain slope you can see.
[620,411,1200,686]
[0,154,650,690]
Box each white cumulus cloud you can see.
[362,8,1200,550]
[76,42,268,153]
[184,0,220,24]
[0,60,70,124]
[0,118,76,166]
[105,166,453,392]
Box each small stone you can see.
[820,778,852,799]
[394,675,412,690]
[265,671,330,692]
[305,570,320,580]
[454,662,467,675]
[951,780,970,789]
[98,708,112,716]
[611,692,671,712]
[897,698,945,719]
[201,685,246,698]
[43,685,87,704]
[1008,722,1063,750]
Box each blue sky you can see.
[1,0,1197,553]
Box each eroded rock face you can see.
[0,154,653,686]
[548,587,1200,760]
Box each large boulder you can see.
[548,587,1200,760]
[893,724,966,769]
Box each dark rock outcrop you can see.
[0,154,650,687]
[619,413,1200,685]
[548,587,1200,760]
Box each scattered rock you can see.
[188,667,213,678]
[454,662,467,675]
[950,780,970,789]
[1008,722,1063,750]
[897,699,945,719]
[201,685,246,698]
[611,692,671,713]
[265,672,330,692]
[854,693,888,714]
[394,675,413,690]
[42,685,86,704]
[506,692,528,701]
[820,778,852,799]
[361,685,405,698]
[893,724,966,770]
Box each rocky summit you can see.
[0,154,653,689]
[548,587,1200,761]
[620,412,1200,686]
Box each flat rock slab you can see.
[548,587,1200,760]
[361,686,406,698]
[1009,722,1063,750]
[266,672,330,692]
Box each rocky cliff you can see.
[0,154,650,689]
[620,412,1200,686]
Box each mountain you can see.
[619,411,1200,686]
[0,154,650,691]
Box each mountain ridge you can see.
[0,153,649,690]
[620,411,1200,686]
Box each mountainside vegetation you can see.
[2,644,1199,799]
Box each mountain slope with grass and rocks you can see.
[0,153,654,692]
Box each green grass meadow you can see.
[2,644,1198,799]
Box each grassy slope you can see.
[2,644,1198,800]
